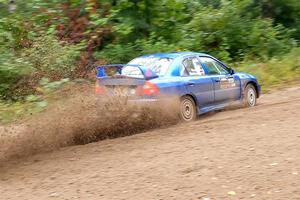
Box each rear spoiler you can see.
[96,64,158,80]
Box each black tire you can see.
[243,84,257,107]
[179,96,197,122]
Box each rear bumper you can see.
[96,95,161,106]
[109,96,179,113]
[127,98,159,104]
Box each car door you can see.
[181,57,214,108]
[199,57,241,103]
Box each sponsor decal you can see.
[220,77,236,89]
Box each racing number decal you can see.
[220,77,236,89]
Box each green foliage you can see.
[236,48,300,91]
[23,35,81,77]
[95,34,177,63]
[0,5,81,99]
[0,51,33,99]
[38,77,70,93]
[0,16,32,49]
[249,0,300,40]
[92,0,298,63]
[2,0,299,64]
[0,100,34,123]
[0,78,70,123]
[181,1,295,61]
[0,32,80,100]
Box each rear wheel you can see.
[243,84,257,107]
[179,96,197,122]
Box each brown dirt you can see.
[0,86,300,200]
[0,90,179,162]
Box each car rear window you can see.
[121,66,144,79]
[128,57,173,76]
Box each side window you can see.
[181,57,205,76]
[214,62,228,75]
[199,57,228,75]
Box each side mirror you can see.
[229,68,235,75]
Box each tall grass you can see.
[236,48,300,91]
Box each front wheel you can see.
[243,84,257,107]
[179,96,197,122]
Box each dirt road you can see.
[0,86,300,200]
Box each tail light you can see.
[142,81,160,96]
[95,81,105,94]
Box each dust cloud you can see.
[0,88,179,163]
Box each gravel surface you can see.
[0,86,299,200]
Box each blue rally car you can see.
[95,52,261,122]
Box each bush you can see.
[23,35,81,78]
[181,1,295,62]
[0,78,71,123]
[94,34,177,63]
[236,48,300,90]
[0,32,81,100]
[0,50,33,99]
